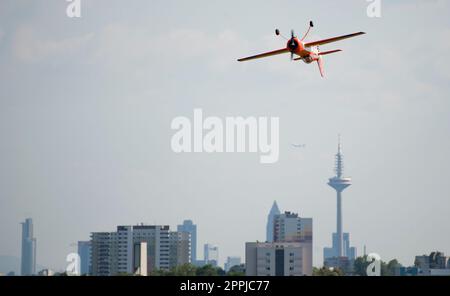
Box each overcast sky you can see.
[1,0,450,270]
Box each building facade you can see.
[37,269,54,276]
[323,232,356,261]
[133,242,147,276]
[273,211,313,243]
[21,218,36,276]
[90,224,190,275]
[245,242,312,276]
[177,220,197,263]
[169,231,191,268]
[90,232,113,276]
[114,225,171,274]
[271,211,313,274]
[415,252,450,276]
[204,244,219,266]
[77,241,91,275]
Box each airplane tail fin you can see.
[317,56,325,78]
[316,49,341,77]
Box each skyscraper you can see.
[90,232,113,276]
[116,226,134,274]
[204,244,219,266]
[266,201,280,242]
[177,220,197,263]
[77,241,91,275]
[21,218,36,276]
[324,136,356,269]
[169,231,191,268]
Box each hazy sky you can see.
[1,0,450,270]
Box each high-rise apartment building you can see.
[90,232,113,276]
[245,242,312,276]
[169,231,190,268]
[77,241,92,275]
[271,211,313,273]
[90,224,189,275]
[177,220,197,263]
[273,211,313,243]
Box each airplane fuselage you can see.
[287,37,319,64]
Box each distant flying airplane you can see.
[292,144,306,148]
[237,21,365,77]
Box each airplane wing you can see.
[318,49,342,56]
[304,32,365,47]
[238,48,289,62]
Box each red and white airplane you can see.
[238,21,365,77]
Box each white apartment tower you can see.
[91,224,189,275]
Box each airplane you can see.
[292,144,306,148]
[237,21,365,77]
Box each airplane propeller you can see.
[288,30,298,60]
[290,30,294,60]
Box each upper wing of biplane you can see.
[304,32,365,47]
[237,48,289,62]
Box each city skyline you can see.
[6,213,450,275]
[1,0,450,272]
[4,133,450,272]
